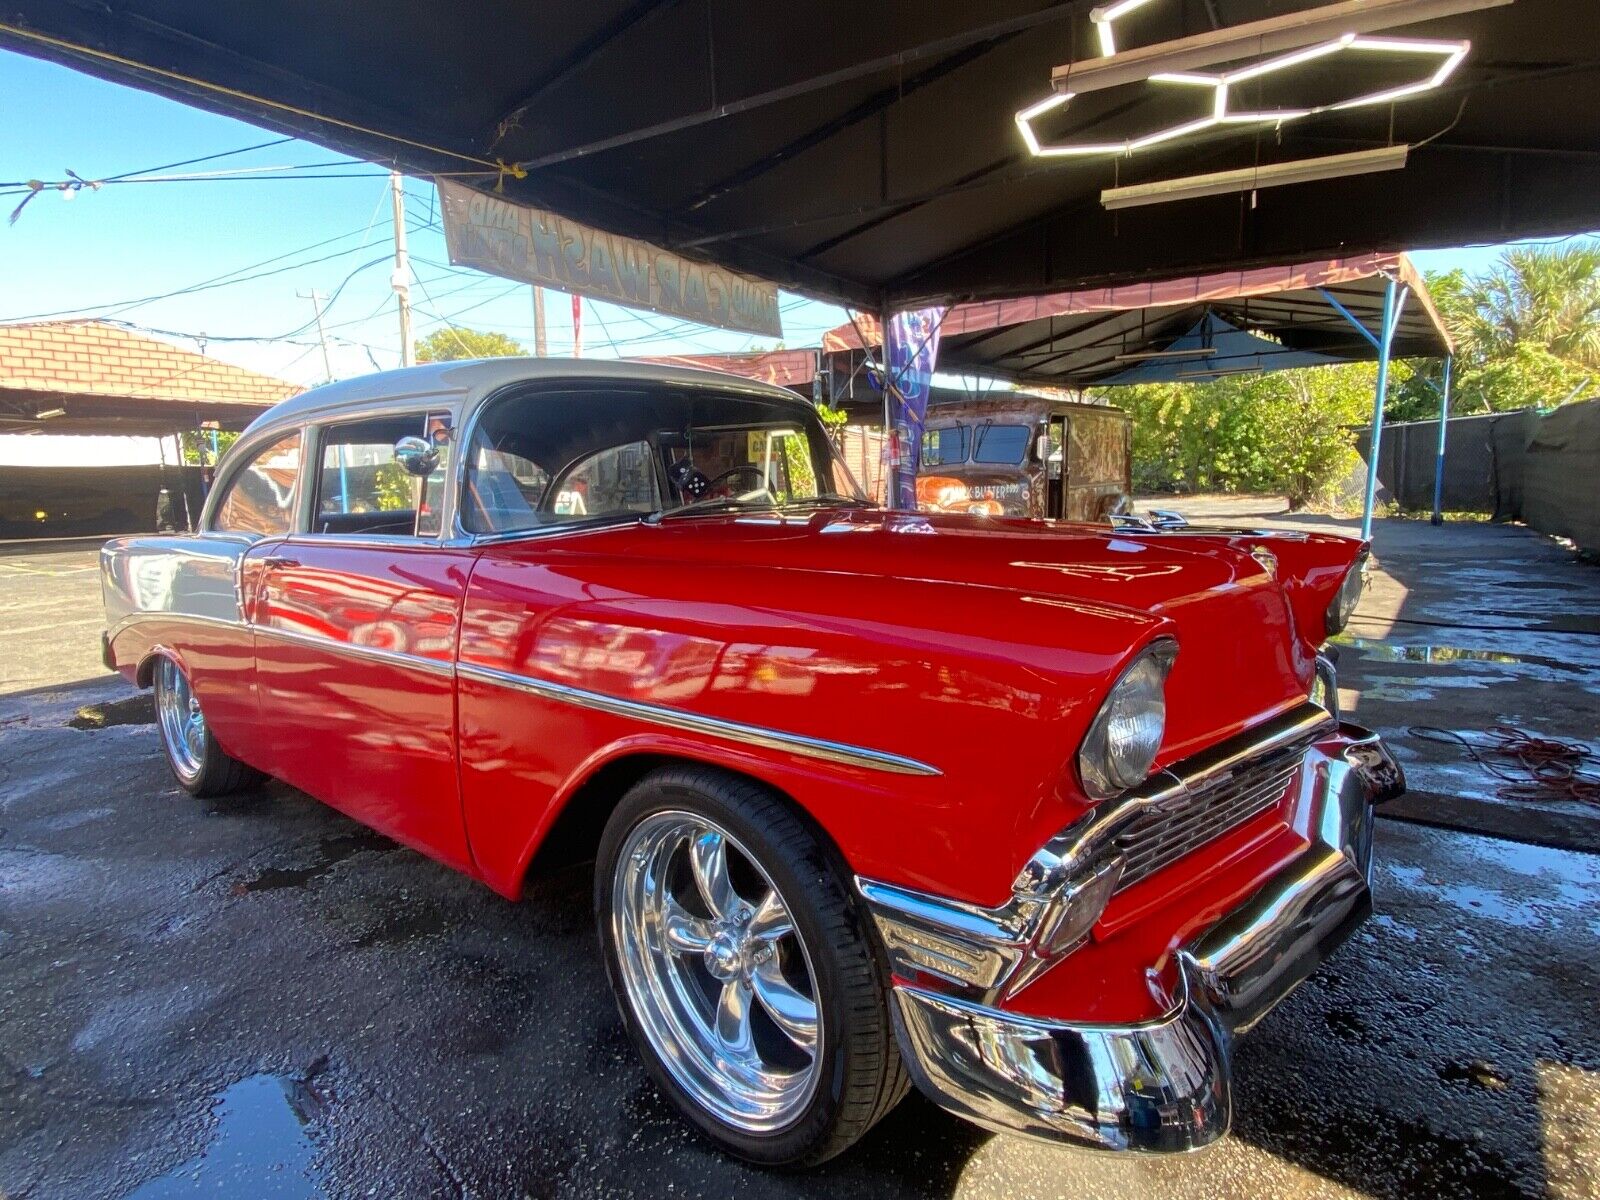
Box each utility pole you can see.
[298,288,333,382]
[531,286,548,357]
[390,170,415,367]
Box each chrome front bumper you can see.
[873,721,1403,1152]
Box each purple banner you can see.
[885,307,946,509]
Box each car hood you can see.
[598,508,1259,617]
[523,507,1357,762]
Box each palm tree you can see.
[1458,245,1600,368]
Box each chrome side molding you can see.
[456,660,942,778]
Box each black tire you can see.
[151,655,262,798]
[594,764,908,1166]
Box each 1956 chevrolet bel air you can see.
[101,359,1403,1166]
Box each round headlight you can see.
[1078,642,1175,801]
[1325,559,1366,637]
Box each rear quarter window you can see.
[212,432,302,535]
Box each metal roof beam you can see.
[492,0,684,148]
[517,3,1082,172]
[679,39,1006,214]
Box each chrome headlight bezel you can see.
[1325,553,1369,637]
[1078,639,1177,802]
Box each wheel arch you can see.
[135,644,183,688]
[512,743,860,902]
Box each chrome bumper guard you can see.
[863,717,1404,1152]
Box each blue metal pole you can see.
[1430,355,1453,526]
[1360,279,1402,541]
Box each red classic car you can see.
[100,359,1401,1166]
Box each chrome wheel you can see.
[155,656,206,784]
[612,810,822,1133]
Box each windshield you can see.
[971,424,1030,465]
[922,424,970,467]
[464,385,866,535]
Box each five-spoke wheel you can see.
[596,764,907,1165]
[151,655,260,797]
[612,811,822,1131]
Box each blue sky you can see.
[3,50,1595,389]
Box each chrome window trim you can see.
[302,402,462,545]
[447,378,840,547]
[456,660,941,777]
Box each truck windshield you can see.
[972,424,1030,465]
[922,424,971,466]
[464,385,866,535]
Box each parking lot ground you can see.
[2,511,1598,1200]
[1169,497,1600,855]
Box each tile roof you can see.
[0,320,301,407]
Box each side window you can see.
[213,432,302,536]
[314,412,450,538]
[548,441,657,518]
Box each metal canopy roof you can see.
[3,1,1596,313]
[823,252,1451,387]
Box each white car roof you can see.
[244,357,813,436]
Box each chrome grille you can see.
[1113,749,1303,893]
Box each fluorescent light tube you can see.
[1100,145,1411,210]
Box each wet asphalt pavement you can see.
[3,514,1599,1199]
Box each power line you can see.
[2,197,393,323]
[0,135,296,190]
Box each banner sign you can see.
[438,178,782,338]
[885,307,947,509]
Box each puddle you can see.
[235,830,396,894]
[68,694,156,729]
[1383,839,1600,930]
[1331,636,1582,674]
[123,1072,325,1199]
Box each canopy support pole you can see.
[1359,278,1408,541]
[1430,355,1454,526]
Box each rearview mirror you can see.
[394,436,439,477]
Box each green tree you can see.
[1467,246,1600,367]
[179,430,238,465]
[415,326,526,362]
[1117,362,1376,509]
[1393,246,1600,416]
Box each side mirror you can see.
[394,436,439,477]
[1035,433,1049,463]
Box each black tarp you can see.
[0,465,206,538]
[3,1,1598,311]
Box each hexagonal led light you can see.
[1017,2,1471,160]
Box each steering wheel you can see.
[705,464,769,498]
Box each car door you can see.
[248,407,476,872]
